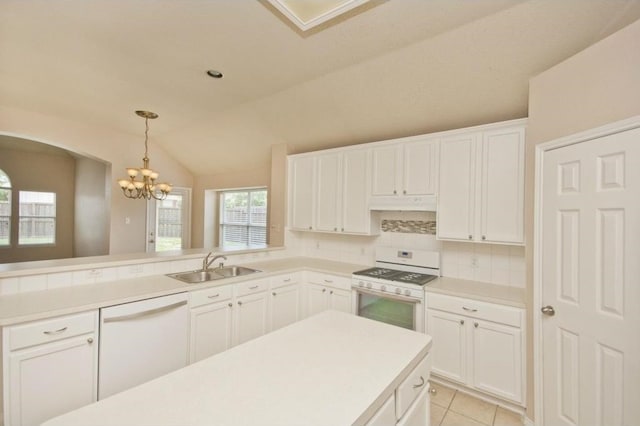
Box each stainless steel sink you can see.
[213,265,261,278]
[167,266,261,284]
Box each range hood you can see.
[368,194,437,212]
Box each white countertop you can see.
[43,311,432,426]
[426,277,526,308]
[0,257,367,326]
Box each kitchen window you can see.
[0,169,11,246]
[219,189,267,249]
[18,191,56,245]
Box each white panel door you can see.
[270,284,301,331]
[403,139,438,196]
[315,153,341,232]
[289,156,315,230]
[471,320,523,403]
[342,149,370,234]
[189,301,233,363]
[234,292,269,346]
[305,283,329,317]
[8,335,97,426]
[480,127,525,244]
[328,288,352,314]
[371,145,400,196]
[426,309,467,384]
[437,133,477,241]
[541,127,640,426]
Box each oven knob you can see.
[380,285,386,292]
[366,282,372,289]
[395,288,402,295]
[404,289,411,296]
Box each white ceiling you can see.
[2,0,640,176]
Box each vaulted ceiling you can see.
[2,0,639,176]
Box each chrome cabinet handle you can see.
[403,190,407,195]
[330,290,334,294]
[334,227,337,231]
[207,294,220,299]
[283,278,291,282]
[324,279,333,283]
[413,376,425,389]
[393,190,397,194]
[272,292,277,296]
[238,301,243,306]
[308,226,312,230]
[228,303,233,307]
[468,235,473,240]
[462,306,478,312]
[429,386,437,395]
[249,285,259,290]
[87,337,94,344]
[103,300,187,323]
[322,288,327,293]
[43,326,68,335]
[481,235,486,241]
[460,319,465,325]
[474,322,479,328]
[541,305,555,316]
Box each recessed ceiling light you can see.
[206,70,223,79]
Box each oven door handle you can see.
[351,286,422,304]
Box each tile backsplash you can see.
[285,211,526,288]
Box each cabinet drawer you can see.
[190,285,233,308]
[305,271,351,290]
[427,293,522,327]
[270,272,301,289]
[396,353,431,419]
[8,311,97,351]
[236,278,270,297]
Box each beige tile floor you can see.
[430,382,523,426]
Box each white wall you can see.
[74,157,110,257]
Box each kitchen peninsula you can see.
[42,310,432,426]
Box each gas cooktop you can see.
[353,267,438,286]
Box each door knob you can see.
[541,305,555,316]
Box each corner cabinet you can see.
[2,311,99,426]
[288,149,379,235]
[426,293,525,405]
[437,120,525,245]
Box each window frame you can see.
[0,169,11,247]
[218,188,268,249]
[17,190,57,247]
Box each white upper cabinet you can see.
[289,156,315,231]
[437,121,525,245]
[289,148,378,235]
[371,138,439,197]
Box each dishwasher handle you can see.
[103,300,187,323]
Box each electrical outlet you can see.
[316,241,320,249]
[471,256,479,268]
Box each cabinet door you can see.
[189,301,233,363]
[305,283,329,317]
[8,334,97,426]
[234,292,269,346]
[403,139,438,195]
[315,153,342,232]
[426,309,467,384]
[371,145,400,196]
[329,288,352,314]
[471,320,523,404]
[479,127,525,244]
[270,284,301,331]
[290,156,315,230]
[342,149,371,234]
[437,133,478,241]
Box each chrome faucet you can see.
[202,252,227,271]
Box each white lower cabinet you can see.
[233,289,269,346]
[2,311,99,426]
[304,272,352,317]
[426,293,524,405]
[189,285,234,363]
[269,272,302,331]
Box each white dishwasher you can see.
[98,292,189,399]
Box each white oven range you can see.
[351,247,440,333]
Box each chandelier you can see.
[118,110,172,200]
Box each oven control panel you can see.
[352,278,424,300]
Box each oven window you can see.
[357,293,415,330]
